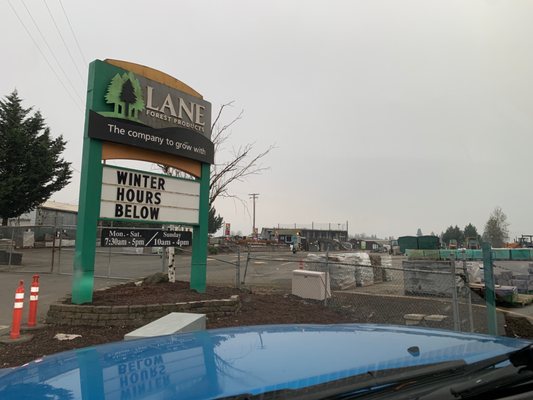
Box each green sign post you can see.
[191,163,210,291]
[72,60,213,304]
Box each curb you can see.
[0,325,9,336]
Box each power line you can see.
[7,0,82,111]
[19,0,84,105]
[43,0,85,84]
[58,0,87,65]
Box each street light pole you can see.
[249,193,259,238]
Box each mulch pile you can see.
[88,280,242,305]
[1,280,532,368]
[0,281,353,368]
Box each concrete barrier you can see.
[124,312,206,340]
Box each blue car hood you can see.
[0,324,530,399]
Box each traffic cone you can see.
[10,280,24,339]
[27,275,40,327]
[299,259,304,269]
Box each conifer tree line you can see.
[440,207,509,248]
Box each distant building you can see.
[8,201,78,227]
[6,201,78,247]
[260,226,348,244]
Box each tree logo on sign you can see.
[105,72,145,121]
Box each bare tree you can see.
[208,102,275,206]
[482,206,509,247]
[160,101,275,207]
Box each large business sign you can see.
[87,67,214,164]
[73,59,212,304]
[100,166,200,224]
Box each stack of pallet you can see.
[493,265,533,294]
[305,252,374,290]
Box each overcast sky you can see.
[1,0,532,239]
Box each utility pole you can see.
[249,193,259,238]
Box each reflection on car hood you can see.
[0,324,530,399]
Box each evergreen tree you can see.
[0,91,72,225]
[464,223,480,240]
[442,225,464,246]
[208,206,223,234]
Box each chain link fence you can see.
[240,250,500,335]
[0,225,77,272]
[0,225,165,279]
[0,225,511,336]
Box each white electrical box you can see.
[292,270,331,300]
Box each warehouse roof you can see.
[41,200,78,214]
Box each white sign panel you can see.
[100,166,200,224]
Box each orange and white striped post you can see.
[27,274,40,327]
[10,280,25,339]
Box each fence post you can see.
[57,229,63,274]
[106,244,112,278]
[242,246,251,285]
[236,246,241,289]
[8,227,15,269]
[483,242,498,335]
[450,254,460,331]
[462,249,474,332]
[324,248,329,306]
[50,228,58,273]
